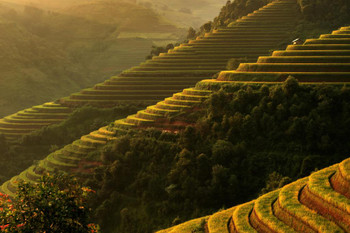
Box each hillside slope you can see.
[158,157,350,232]
[0,0,300,142]
[0,0,183,117]
[4,21,350,232]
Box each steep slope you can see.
[138,0,228,28]
[61,0,183,34]
[3,21,350,232]
[157,157,350,233]
[217,25,350,82]
[3,22,350,199]
[0,0,300,142]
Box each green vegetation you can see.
[275,178,342,232]
[82,78,350,232]
[0,173,98,233]
[3,0,350,232]
[211,0,274,30]
[251,190,294,232]
[0,104,142,184]
[207,206,236,233]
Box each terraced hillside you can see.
[0,0,300,142]
[217,25,350,82]
[157,157,350,233]
[4,22,350,198]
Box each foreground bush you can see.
[0,173,98,233]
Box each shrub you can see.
[0,173,99,233]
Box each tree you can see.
[187,27,197,40]
[0,173,99,233]
[226,57,248,70]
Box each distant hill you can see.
[2,0,227,29]
[137,0,228,28]
[0,0,187,116]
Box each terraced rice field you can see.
[218,26,350,82]
[156,157,350,232]
[0,0,300,142]
[5,19,350,201]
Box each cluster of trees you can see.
[145,43,178,60]
[212,0,274,28]
[85,78,350,232]
[0,173,98,233]
[297,0,350,25]
[190,0,275,37]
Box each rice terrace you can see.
[0,0,350,232]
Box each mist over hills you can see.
[0,0,198,117]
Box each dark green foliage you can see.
[226,57,249,70]
[187,27,197,40]
[145,43,178,60]
[259,172,292,195]
[212,0,273,29]
[88,80,350,233]
[0,173,98,233]
[297,0,350,24]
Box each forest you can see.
[85,78,350,232]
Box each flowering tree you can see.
[0,173,99,232]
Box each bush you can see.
[0,173,99,232]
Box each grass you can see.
[305,39,350,44]
[166,216,209,233]
[156,101,192,110]
[145,106,179,116]
[113,119,136,129]
[331,165,350,199]
[253,189,295,232]
[142,61,226,66]
[232,201,255,232]
[164,97,201,105]
[286,44,350,50]
[130,66,225,71]
[25,166,42,181]
[182,88,212,96]
[88,131,112,141]
[339,158,350,181]
[70,94,172,100]
[71,140,95,153]
[15,111,69,119]
[45,153,78,170]
[276,177,342,232]
[307,165,350,214]
[219,71,350,82]
[1,181,15,197]
[80,135,107,146]
[333,30,350,34]
[4,116,63,124]
[120,70,217,77]
[0,120,48,128]
[95,84,189,91]
[125,115,155,125]
[257,56,350,63]
[321,34,350,38]
[136,110,164,120]
[237,63,350,72]
[110,76,205,81]
[207,206,236,233]
[172,93,209,101]
[52,153,81,164]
